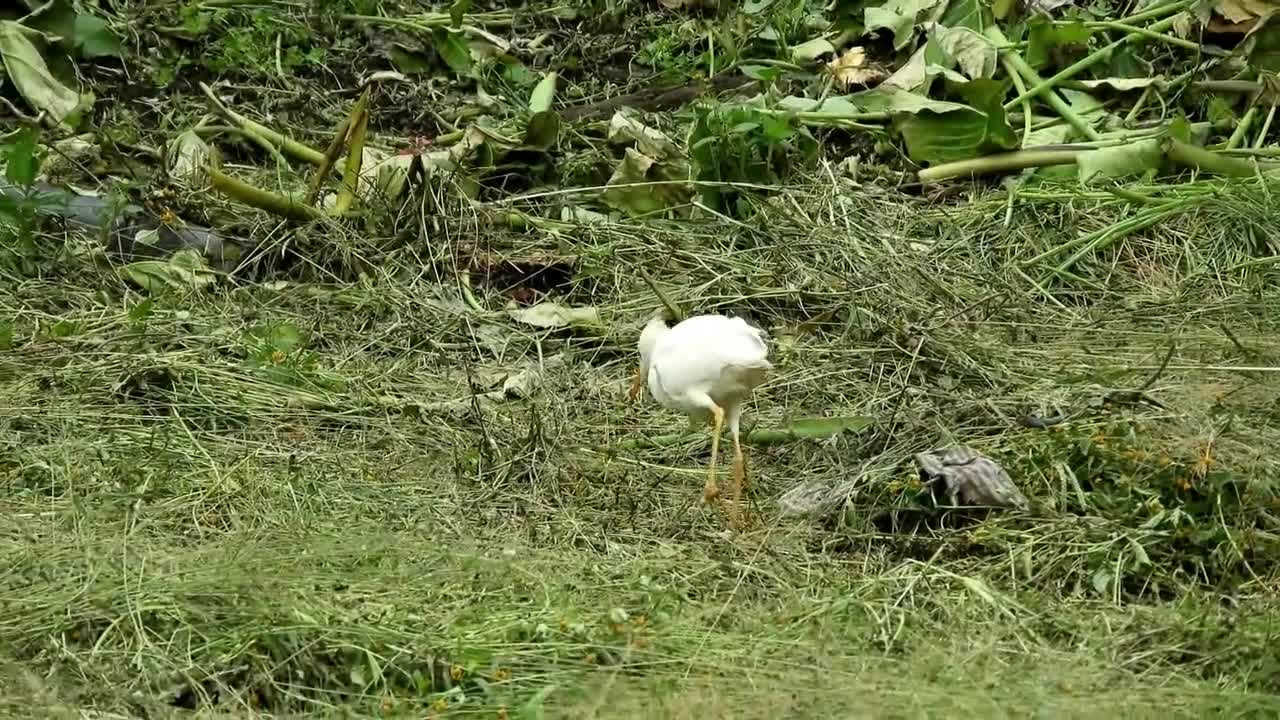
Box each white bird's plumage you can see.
[634,312,772,524]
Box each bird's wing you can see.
[651,316,770,396]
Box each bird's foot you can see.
[702,480,720,505]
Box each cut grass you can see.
[4,174,1280,717]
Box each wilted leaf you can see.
[166,130,217,185]
[120,249,216,292]
[0,21,84,127]
[529,71,557,114]
[365,151,420,202]
[790,37,835,62]
[608,111,682,159]
[826,46,886,89]
[881,41,965,93]
[604,148,688,216]
[1215,0,1277,24]
[507,302,600,329]
[1076,138,1164,182]
[934,26,996,80]
[522,111,559,151]
[865,0,945,50]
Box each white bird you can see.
[629,311,772,525]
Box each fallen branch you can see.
[210,168,327,222]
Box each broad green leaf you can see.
[449,0,472,28]
[1027,18,1092,69]
[528,71,557,114]
[897,80,1017,166]
[934,26,996,80]
[3,126,39,186]
[0,20,84,127]
[897,111,997,165]
[939,0,990,32]
[72,13,122,58]
[1076,138,1163,183]
[431,28,472,74]
[507,302,600,329]
[864,0,945,50]
[522,110,559,151]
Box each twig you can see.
[198,82,325,166]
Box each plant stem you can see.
[1003,2,1191,111]
[986,26,1101,141]
[918,149,1081,183]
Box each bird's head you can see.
[637,311,673,376]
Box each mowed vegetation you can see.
[3,0,1280,718]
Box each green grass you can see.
[4,175,1280,718]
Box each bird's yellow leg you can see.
[627,366,643,402]
[731,426,746,528]
[703,404,724,506]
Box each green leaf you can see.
[1076,138,1163,183]
[896,80,1018,166]
[449,0,472,28]
[864,0,945,50]
[528,71,557,114]
[4,126,39,186]
[522,110,559,151]
[431,28,472,74]
[387,44,432,74]
[72,13,122,58]
[939,0,991,32]
[0,321,12,351]
[1027,18,1092,69]
[0,20,84,127]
